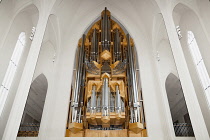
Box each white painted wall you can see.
[0,0,209,140]
[0,5,39,138]
[172,3,210,134]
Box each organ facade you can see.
[66,8,146,137]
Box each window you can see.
[187,31,210,107]
[0,32,26,116]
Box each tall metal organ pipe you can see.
[102,78,109,117]
[71,34,86,122]
[126,51,133,107]
[115,85,121,115]
[79,60,86,106]
[126,34,140,123]
[90,85,96,114]
[101,7,111,51]
[77,63,86,122]
[90,29,99,61]
[113,29,122,62]
[126,34,138,105]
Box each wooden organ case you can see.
[66,8,147,137]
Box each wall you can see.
[173,3,210,134]
[0,5,39,138]
[0,0,209,140]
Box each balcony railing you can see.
[17,123,40,137]
[173,123,194,137]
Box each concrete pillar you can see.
[2,13,49,140]
[162,11,210,140]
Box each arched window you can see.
[0,32,26,116]
[165,73,194,136]
[187,31,210,107]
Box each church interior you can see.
[0,0,210,140]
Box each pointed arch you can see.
[18,73,48,137]
[0,32,26,116]
[165,73,194,136]
[172,3,210,134]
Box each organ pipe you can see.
[101,7,111,51]
[115,85,121,115]
[71,34,86,122]
[102,78,110,117]
[90,29,99,61]
[126,34,141,123]
[72,34,86,107]
[126,34,139,106]
[113,29,122,62]
[90,85,96,114]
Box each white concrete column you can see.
[162,12,210,140]
[2,13,49,140]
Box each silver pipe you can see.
[114,29,122,61]
[72,35,86,107]
[121,98,124,112]
[72,108,77,122]
[115,85,121,114]
[134,109,138,123]
[90,85,96,114]
[137,107,140,123]
[130,107,134,123]
[78,107,82,123]
[126,34,139,107]
[102,78,109,116]
[127,34,141,123]
[71,35,86,122]
[87,98,91,112]
[101,7,111,51]
[107,9,111,51]
[90,29,98,61]
[126,62,133,106]
[79,63,86,107]
[110,93,113,112]
[95,29,99,62]
[96,93,101,112]
[113,29,117,62]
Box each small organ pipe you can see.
[72,108,77,122]
[96,94,101,112]
[78,107,82,123]
[130,107,134,123]
[121,98,124,112]
[110,94,114,112]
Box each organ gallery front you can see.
[66,8,147,137]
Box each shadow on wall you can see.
[17,74,48,137]
[165,73,194,137]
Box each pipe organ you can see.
[66,8,147,137]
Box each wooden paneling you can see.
[85,129,127,137]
